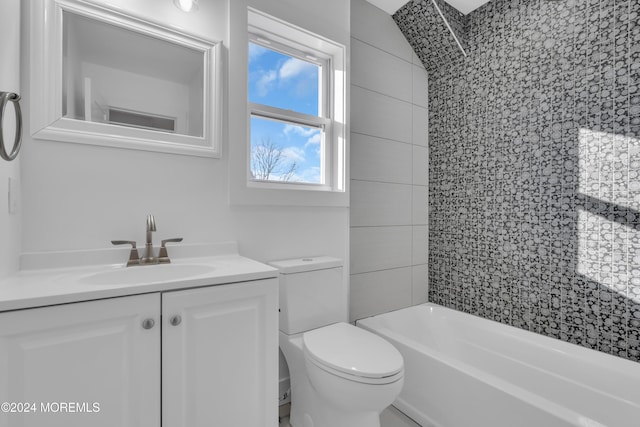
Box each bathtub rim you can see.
[356,302,640,427]
[357,302,640,375]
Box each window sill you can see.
[229,181,349,207]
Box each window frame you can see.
[246,10,345,194]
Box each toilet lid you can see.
[303,322,403,380]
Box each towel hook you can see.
[0,91,23,161]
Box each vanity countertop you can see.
[0,242,278,312]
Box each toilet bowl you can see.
[280,322,403,427]
[272,257,404,427]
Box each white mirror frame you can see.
[30,0,223,158]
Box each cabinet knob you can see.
[169,315,182,326]
[142,318,155,329]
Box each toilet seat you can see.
[303,322,403,385]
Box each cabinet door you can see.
[162,279,278,427]
[0,294,160,427]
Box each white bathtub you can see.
[356,303,640,427]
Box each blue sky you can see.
[248,42,322,183]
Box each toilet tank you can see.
[270,257,346,335]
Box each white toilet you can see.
[270,257,404,427]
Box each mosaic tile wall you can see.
[394,0,467,69]
[394,0,640,362]
[433,0,467,52]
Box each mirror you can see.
[31,0,222,157]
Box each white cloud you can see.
[279,57,316,80]
[283,124,321,151]
[282,146,305,163]
[304,132,321,148]
[255,70,277,96]
[299,166,322,184]
[284,124,319,138]
[249,43,269,62]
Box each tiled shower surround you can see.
[395,0,640,361]
[395,0,467,66]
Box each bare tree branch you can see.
[250,138,297,182]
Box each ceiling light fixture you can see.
[173,0,198,12]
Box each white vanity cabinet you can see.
[0,278,278,427]
[0,293,161,427]
[162,279,278,426]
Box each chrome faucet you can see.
[141,214,157,265]
[112,214,183,266]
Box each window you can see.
[247,9,346,193]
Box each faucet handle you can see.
[158,238,183,264]
[111,240,140,267]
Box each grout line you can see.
[351,83,417,107]
[351,178,415,186]
[350,264,427,277]
[350,129,418,147]
[350,224,425,229]
[350,35,417,65]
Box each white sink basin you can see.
[79,263,216,286]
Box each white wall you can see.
[18,0,350,404]
[226,0,350,398]
[19,0,349,266]
[0,0,22,279]
[349,0,428,321]
[78,63,190,134]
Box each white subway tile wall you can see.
[350,0,429,322]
